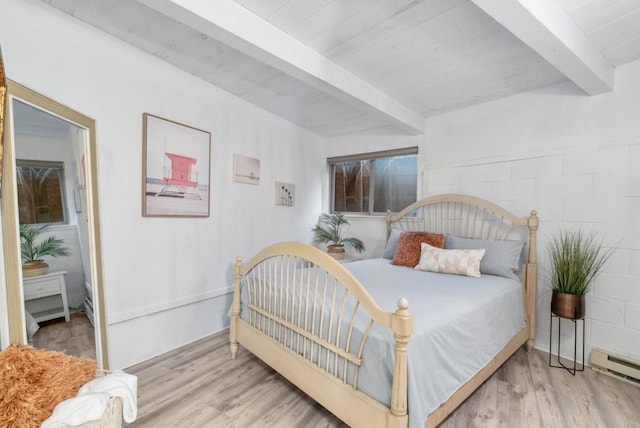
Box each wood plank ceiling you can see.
[557,0,640,66]
[38,0,640,137]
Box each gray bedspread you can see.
[344,259,525,428]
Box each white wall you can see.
[324,60,640,364]
[0,0,324,368]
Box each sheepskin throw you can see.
[0,344,96,428]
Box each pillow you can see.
[383,228,402,259]
[416,243,486,278]
[445,235,525,281]
[0,344,96,428]
[392,231,446,267]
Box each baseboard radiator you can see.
[591,348,640,387]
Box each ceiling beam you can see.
[137,0,426,135]
[470,0,614,95]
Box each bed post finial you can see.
[397,297,409,310]
[390,298,413,423]
[230,256,243,359]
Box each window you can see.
[330,147,418,214]
[16,160,67,224]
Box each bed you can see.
[230,194,538,428]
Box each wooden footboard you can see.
[230,242,413,428]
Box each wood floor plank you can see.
[528,350,570,427]
[591,372,640,428]
[466,374,500,428]
[495,379,512,426]
[497,350,541,427]
[126,330,640,428]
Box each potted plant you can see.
[548,230,616,319]
[312,213,365,260]
[20,224,70,277]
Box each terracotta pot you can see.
[327,245,345,260]
[22,260,49,277]
[551,291,585,320]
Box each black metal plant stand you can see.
[548,303,585,375]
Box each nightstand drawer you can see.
[23,277,61,298]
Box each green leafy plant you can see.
[548,230,616,295]
[20,224,70,262]
[312,213,365,253]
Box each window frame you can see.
[16,159,69,225]
[328,147,418,215]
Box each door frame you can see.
[2,80,110,369]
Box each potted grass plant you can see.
[312,213,365,260]
[20,224,70,277]
[548,230,616,319]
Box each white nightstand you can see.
[23,270,70,323]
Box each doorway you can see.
[2,81,109,368]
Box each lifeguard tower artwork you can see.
[157,152,199,198]
[143,114,211,217]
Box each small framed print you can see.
[233,154,260,185]
[275,181,294,206]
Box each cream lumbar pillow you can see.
[415,243,486,278]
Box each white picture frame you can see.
[233,154,260,185]
[275,181,295,206]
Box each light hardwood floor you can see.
[31,312,96,360]
[127,330,640,428]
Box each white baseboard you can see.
[108,285,234,325]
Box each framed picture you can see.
[275,181,295,206]
[233,154,260,185]
[142,113,211,217]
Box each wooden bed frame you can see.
[230,194,538,428]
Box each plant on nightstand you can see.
[312,213,365,260]
[20,224,70,277]
[548,230,616,319]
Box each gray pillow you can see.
[445,235,525,281]
[383,228,402,259]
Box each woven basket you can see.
[76,370,125,428]
[78,397,124,428]
[22,260,49,277]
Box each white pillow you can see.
[415,243,486,278]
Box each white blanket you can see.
[42,371,138,427]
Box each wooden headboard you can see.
[386,193,539,350]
